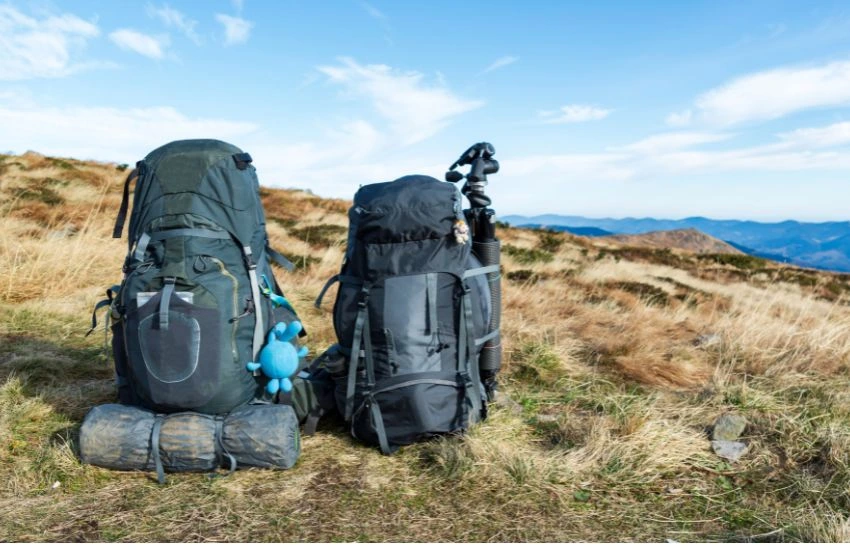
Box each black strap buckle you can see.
[459,372,473,387]
[357,289,370,309]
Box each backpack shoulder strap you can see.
[112,165,140,239]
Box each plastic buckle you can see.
[357,290,370,309]
[459,372,473,387]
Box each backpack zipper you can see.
[207,257,240,362]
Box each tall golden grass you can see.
[1,151,850,541]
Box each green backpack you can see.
[95,139,306,414]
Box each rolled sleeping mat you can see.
[472,238,501,387]
[79,403,300,480]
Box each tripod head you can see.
[446,142,499,208]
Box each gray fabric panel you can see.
[383,274,440,375]
[349,378,465,452]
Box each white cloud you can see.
[539,104,611,124]
[480,55,519,75]
[215,14,253,46]
[777,121,850,149]
[147,4,201,45]
[695,59,850,126]
[317,57,483,145]
[0,94,430,199]
[0,101,257,163]
[665,109,692,127]
[109,29,168,59]
[507,153,636,182]
[0,5,100,80]
[618,132,733,154]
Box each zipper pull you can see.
[230,297,254,323]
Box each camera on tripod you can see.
[446,142,500,209]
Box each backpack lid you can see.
[351,175,462,244]
[345,175,469,280]
[126,139,261,247]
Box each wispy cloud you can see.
[147,4,201,45]
[777,121,850,149]
[480,55,518,75]
[0,101,257,163]
[617,131,733,154]
[109,29,169,59]
[317,57,483,145]
[361,2,387,20]
[0,5,101,80]
[665,109,692,127]
[539,104,611,124]
[694,58,850,126]
[215,14,253,46]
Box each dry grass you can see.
[1,151,850,541]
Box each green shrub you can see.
[698,253,767,270]
[14,186,64,206]
[268,216,298,228]
[537,230,566,253]
[512,341,562,384]
[503,244,554,264]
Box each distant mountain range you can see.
[504,215,850,272]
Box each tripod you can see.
[447,143,502,399]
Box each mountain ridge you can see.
[503,214,850,272]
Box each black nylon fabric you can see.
[329,175,491,452]
[345,175,468,281]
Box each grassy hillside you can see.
[598,228,744,255]
[2,152,850,542]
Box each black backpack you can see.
[94,139,306,414]
[315,175,498,453]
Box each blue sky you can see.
[2,1,850,221]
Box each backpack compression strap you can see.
[243,246,265,361]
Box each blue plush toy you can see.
[246,321,308,394]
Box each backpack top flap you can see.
[127,139,262,247]
[344,175,469,281]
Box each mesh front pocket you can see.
[126,291,222,411]
[138,311,201,383]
